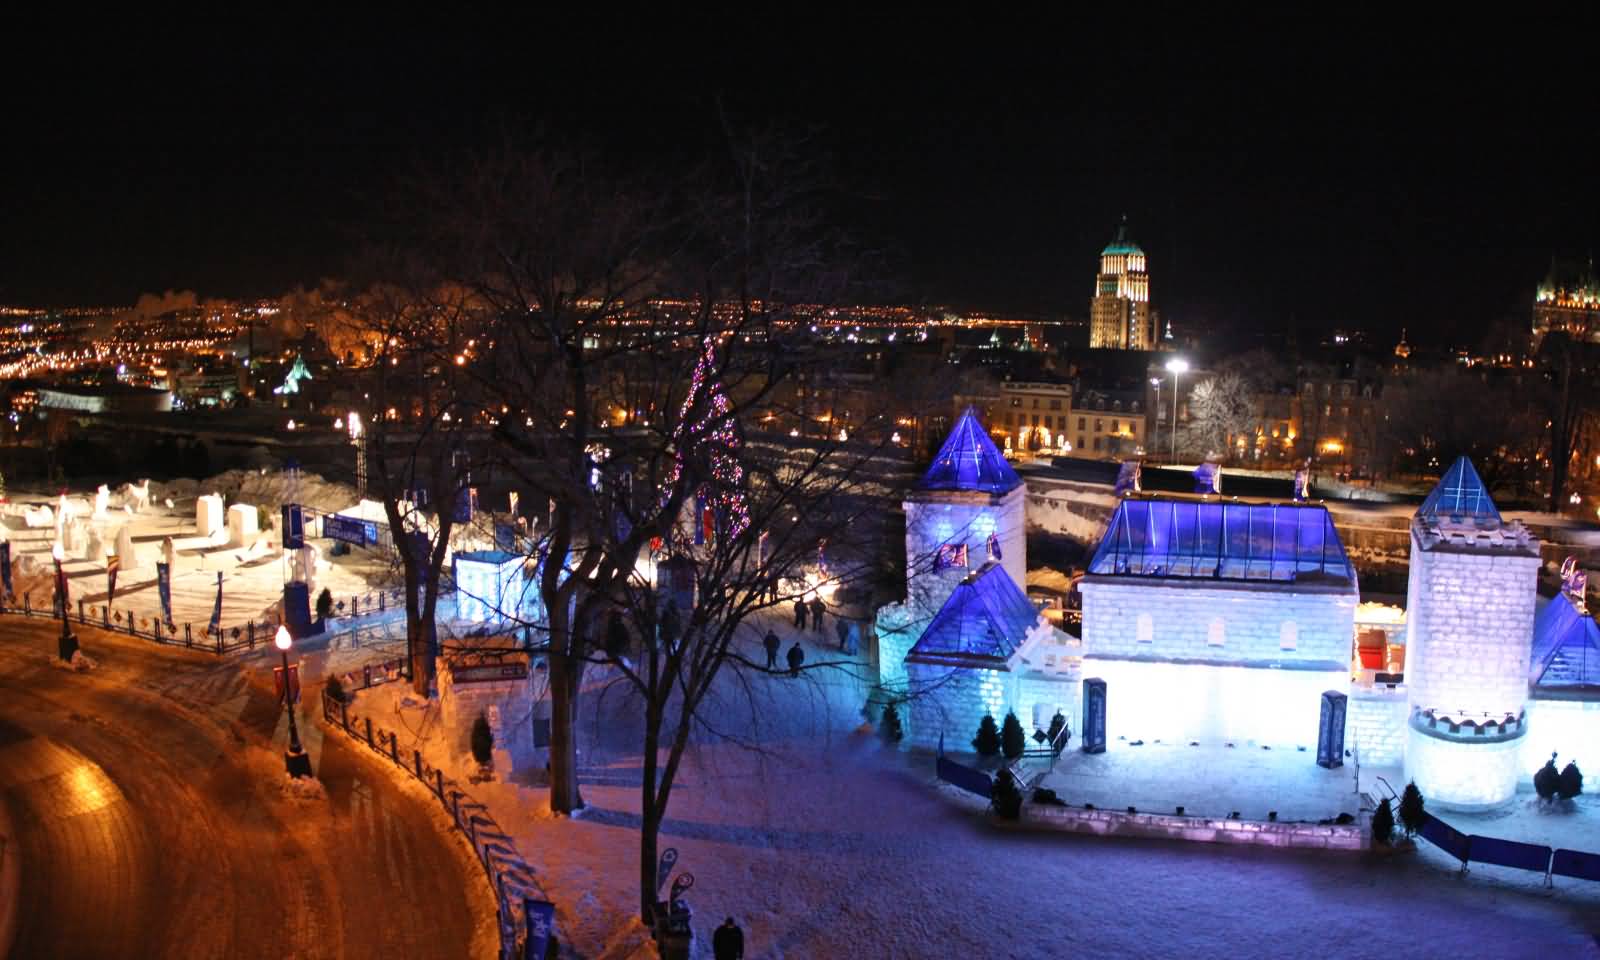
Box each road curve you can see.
[0,619,491,960]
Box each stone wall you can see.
[437,663,543,777]
[1080,577,1355,668]
[1017,801,1364,851]
[1404,725,1523,811]
[1524,696,1600,781]
[1349,688,1407,768]
[1405,537,1538,719]
[1080,658,1349,748]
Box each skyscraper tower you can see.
[1089,220,1155,350]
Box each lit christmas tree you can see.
[660,337,750,541]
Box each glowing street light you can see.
[1164,357,1189,463]
[275,625,313,778]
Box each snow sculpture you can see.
[226,503,259,548]
[114,525,140,573]
[23,504,54,529]
[196,494,225,538]
[123,479,151,513]
[93,484,109,519]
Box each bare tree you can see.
[1181,372,1255,462]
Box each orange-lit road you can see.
[0,620,489,960]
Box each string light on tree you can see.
[659,337,750,540]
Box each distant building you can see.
[1532,256,1600,348]
[37,383,171,414]
[1089,221,1156,351]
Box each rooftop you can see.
[919,407,1023,494]
[1415,456,1501,525]
[905,562,1040,669]
[1086,498,1355,586]
[1531,593,1600,689]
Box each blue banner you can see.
[0,540,11,597]
[454,486,475,523]
[1418,814,1470,862]
[1552,848,1600,882]
[156,562,172,625]
[324,514,379,547]
[207,571,223,635]
[1467,835,1551,874]
[523,899,555,960]
[693,491,707,545]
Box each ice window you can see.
[1280,621,1298,651]
[1136,613,1153,643]
[1208,618,1226,647]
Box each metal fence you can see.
[0,586,414,656]
[320,685,543,959]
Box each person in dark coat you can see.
[793,596,807,630]
[713,917,745,960]
[786,641,804,677]
[810,596,826,633]
[835,617,850,652]
[659,600,680,650]
[763,628,781,670]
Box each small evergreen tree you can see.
[324,673,346,704]
[1398,781,1426,837]
[316,588,334,622]
[878,701,904,745]
[990,767,1023,820]
[1371,797,1394,847]
[1001,710,1027,760]
[471,712,494,766]
[1535,753,1561,801]
[973,713,1001,757]
[1559,761,1584,800]
[1046,710,1067,748]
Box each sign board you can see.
[324,514,379,548]
[452,661,530,685]
[282,503,305,549]
[273,662,301,704]
[523,899,555,960]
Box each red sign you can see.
[273,663,302,704]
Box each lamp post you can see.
[275,625,313,778]
[1165,357,1189,463]
[52,541,78,662]
[1149,377,1162,460]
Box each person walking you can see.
[786,641,804,677]
[835,617,850,652]
[763,628,781,670]
[810,596,826,634]
[793,596,807,630]
[713,917,745,960]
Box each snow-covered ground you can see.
[346,609,1600,959]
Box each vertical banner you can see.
[1082,677,1107,754]
[156,561,172,625]
[0,540,12,598]
[207,571,223,636]
[693,490,707,545]
[106,554,119,604]
[523,899,556,960]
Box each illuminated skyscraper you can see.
[1089,220,1156,350]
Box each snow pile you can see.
[47,650,98,673]
[157,469,359,517]
[278,773,329,803]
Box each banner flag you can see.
[107,555,120,604]
[156,562,172,625]
[207,571,223,635]
[0,541,12,597]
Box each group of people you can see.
[760,593,860,676]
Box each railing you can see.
[0,586,416,656]
[320,685,543,959]
[1416,812,1600,887]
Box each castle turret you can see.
[1402,458,1539,810]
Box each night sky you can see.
[3,20,1596,347]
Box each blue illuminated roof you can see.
[906,562,1039,667]
[920,407,1022,494]
[1416,456,1501,525]
[1531,594,1600,688]
[1087,499,1355,584]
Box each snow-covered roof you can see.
[1086,498,1355,586]
[336,499,391,524]
[1531,593,1600,688]
[1416,456,1501,525]
[919,408,1022,494]
[905,562,1039,668]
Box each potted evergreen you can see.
[1397,782,1426,840]
[973,714,1001,759]
[470,712,494,781]
[1001,711,1027,761]
[1371,798,1395,849]
[878,701,904,747]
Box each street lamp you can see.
[1149,377,1162,460]
[275,625,313,778]
[51,541,78,662]
[1165,357,1189,463]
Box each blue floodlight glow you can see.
[1416,456,1501,524]
[1087,499,1354,583]
[920,407,1022,494]
[905,562,1037,667]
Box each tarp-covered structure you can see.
[1087,498,1354,584]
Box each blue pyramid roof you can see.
[1531,594,1600,688]
[920,408,1022,494]
[905,562,1039,668]
[1416,457,1501,524]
